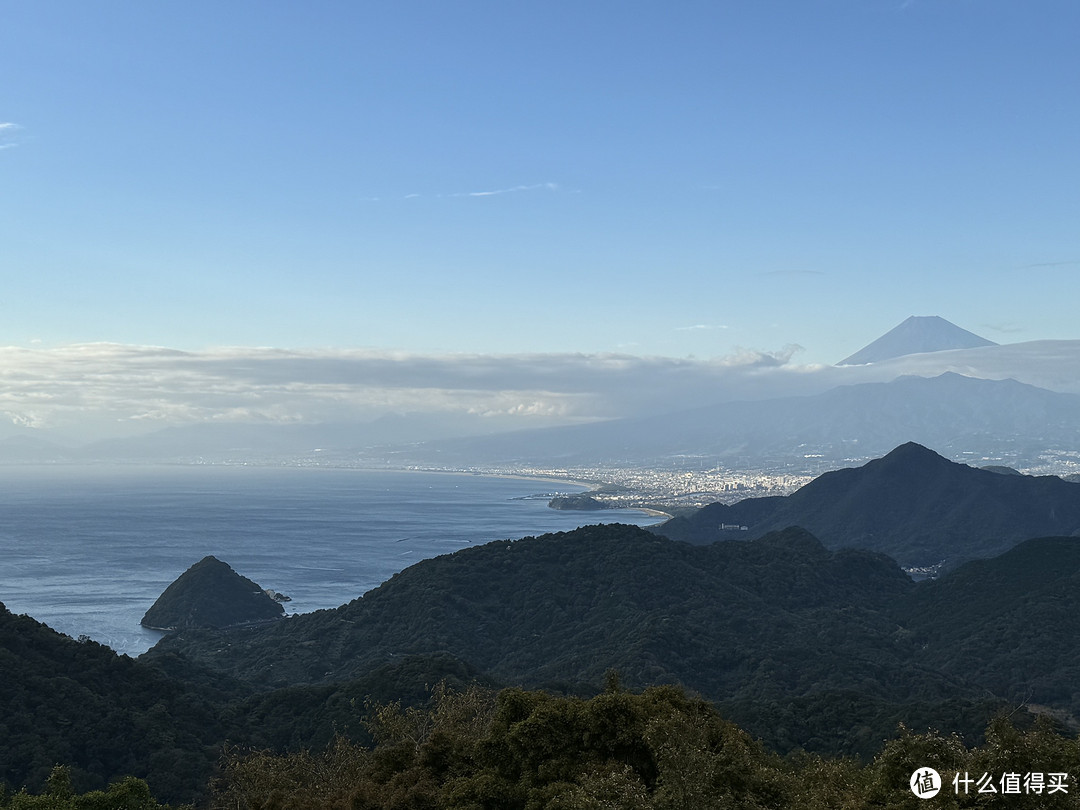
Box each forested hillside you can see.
[145,522,1080,758]
[0,600,497,803]
[0,603,233,802]
[207,683,1080,810]
[147,525,922,695]
[7,683,1080,808]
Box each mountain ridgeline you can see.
[656,442,1080,569]
[146,526,919,697]
[144,514,1080,756]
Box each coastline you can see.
[1,465,665,657]
[636,507,673,519]
[389,465,603,492]
[390,466,672,520]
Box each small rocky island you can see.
[141,555,286,632]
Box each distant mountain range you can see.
[403,372,1080,470]
[389,320,1077,470]
[7,367,1069,475]
[838,315,997,365]
[656,442,1080,568]
[0,412,523,465]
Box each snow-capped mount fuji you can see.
[839,315,997,365]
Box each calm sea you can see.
[0,465,659,656]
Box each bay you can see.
[0,465,659,656]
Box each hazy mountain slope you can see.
[657,443,1080,568]
[0,435,75,463]
[407,373,1080,468]
[838,315,996,365]
[866,339,1080,398]
[72,414,506,462]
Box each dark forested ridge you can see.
[894,536,1080,718]
[656,442,1080,568]
[147,525,924,698]
[0,600,497,803]
[144,523,1080,759]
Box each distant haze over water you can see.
[0,466,659,656]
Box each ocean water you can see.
[0,465,660,656]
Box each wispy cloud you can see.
[0,122,21,150]
[675,324,729,332]
[1018,260,1080,270]
[718,345,804,368]
[450,182,559,198]
[760,269,826,278]
[981,322,1026,335]
[370,182,564,201]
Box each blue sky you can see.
[2,1,1079,438]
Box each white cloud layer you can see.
[2,340,1078,442]
[0,342,819,439]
